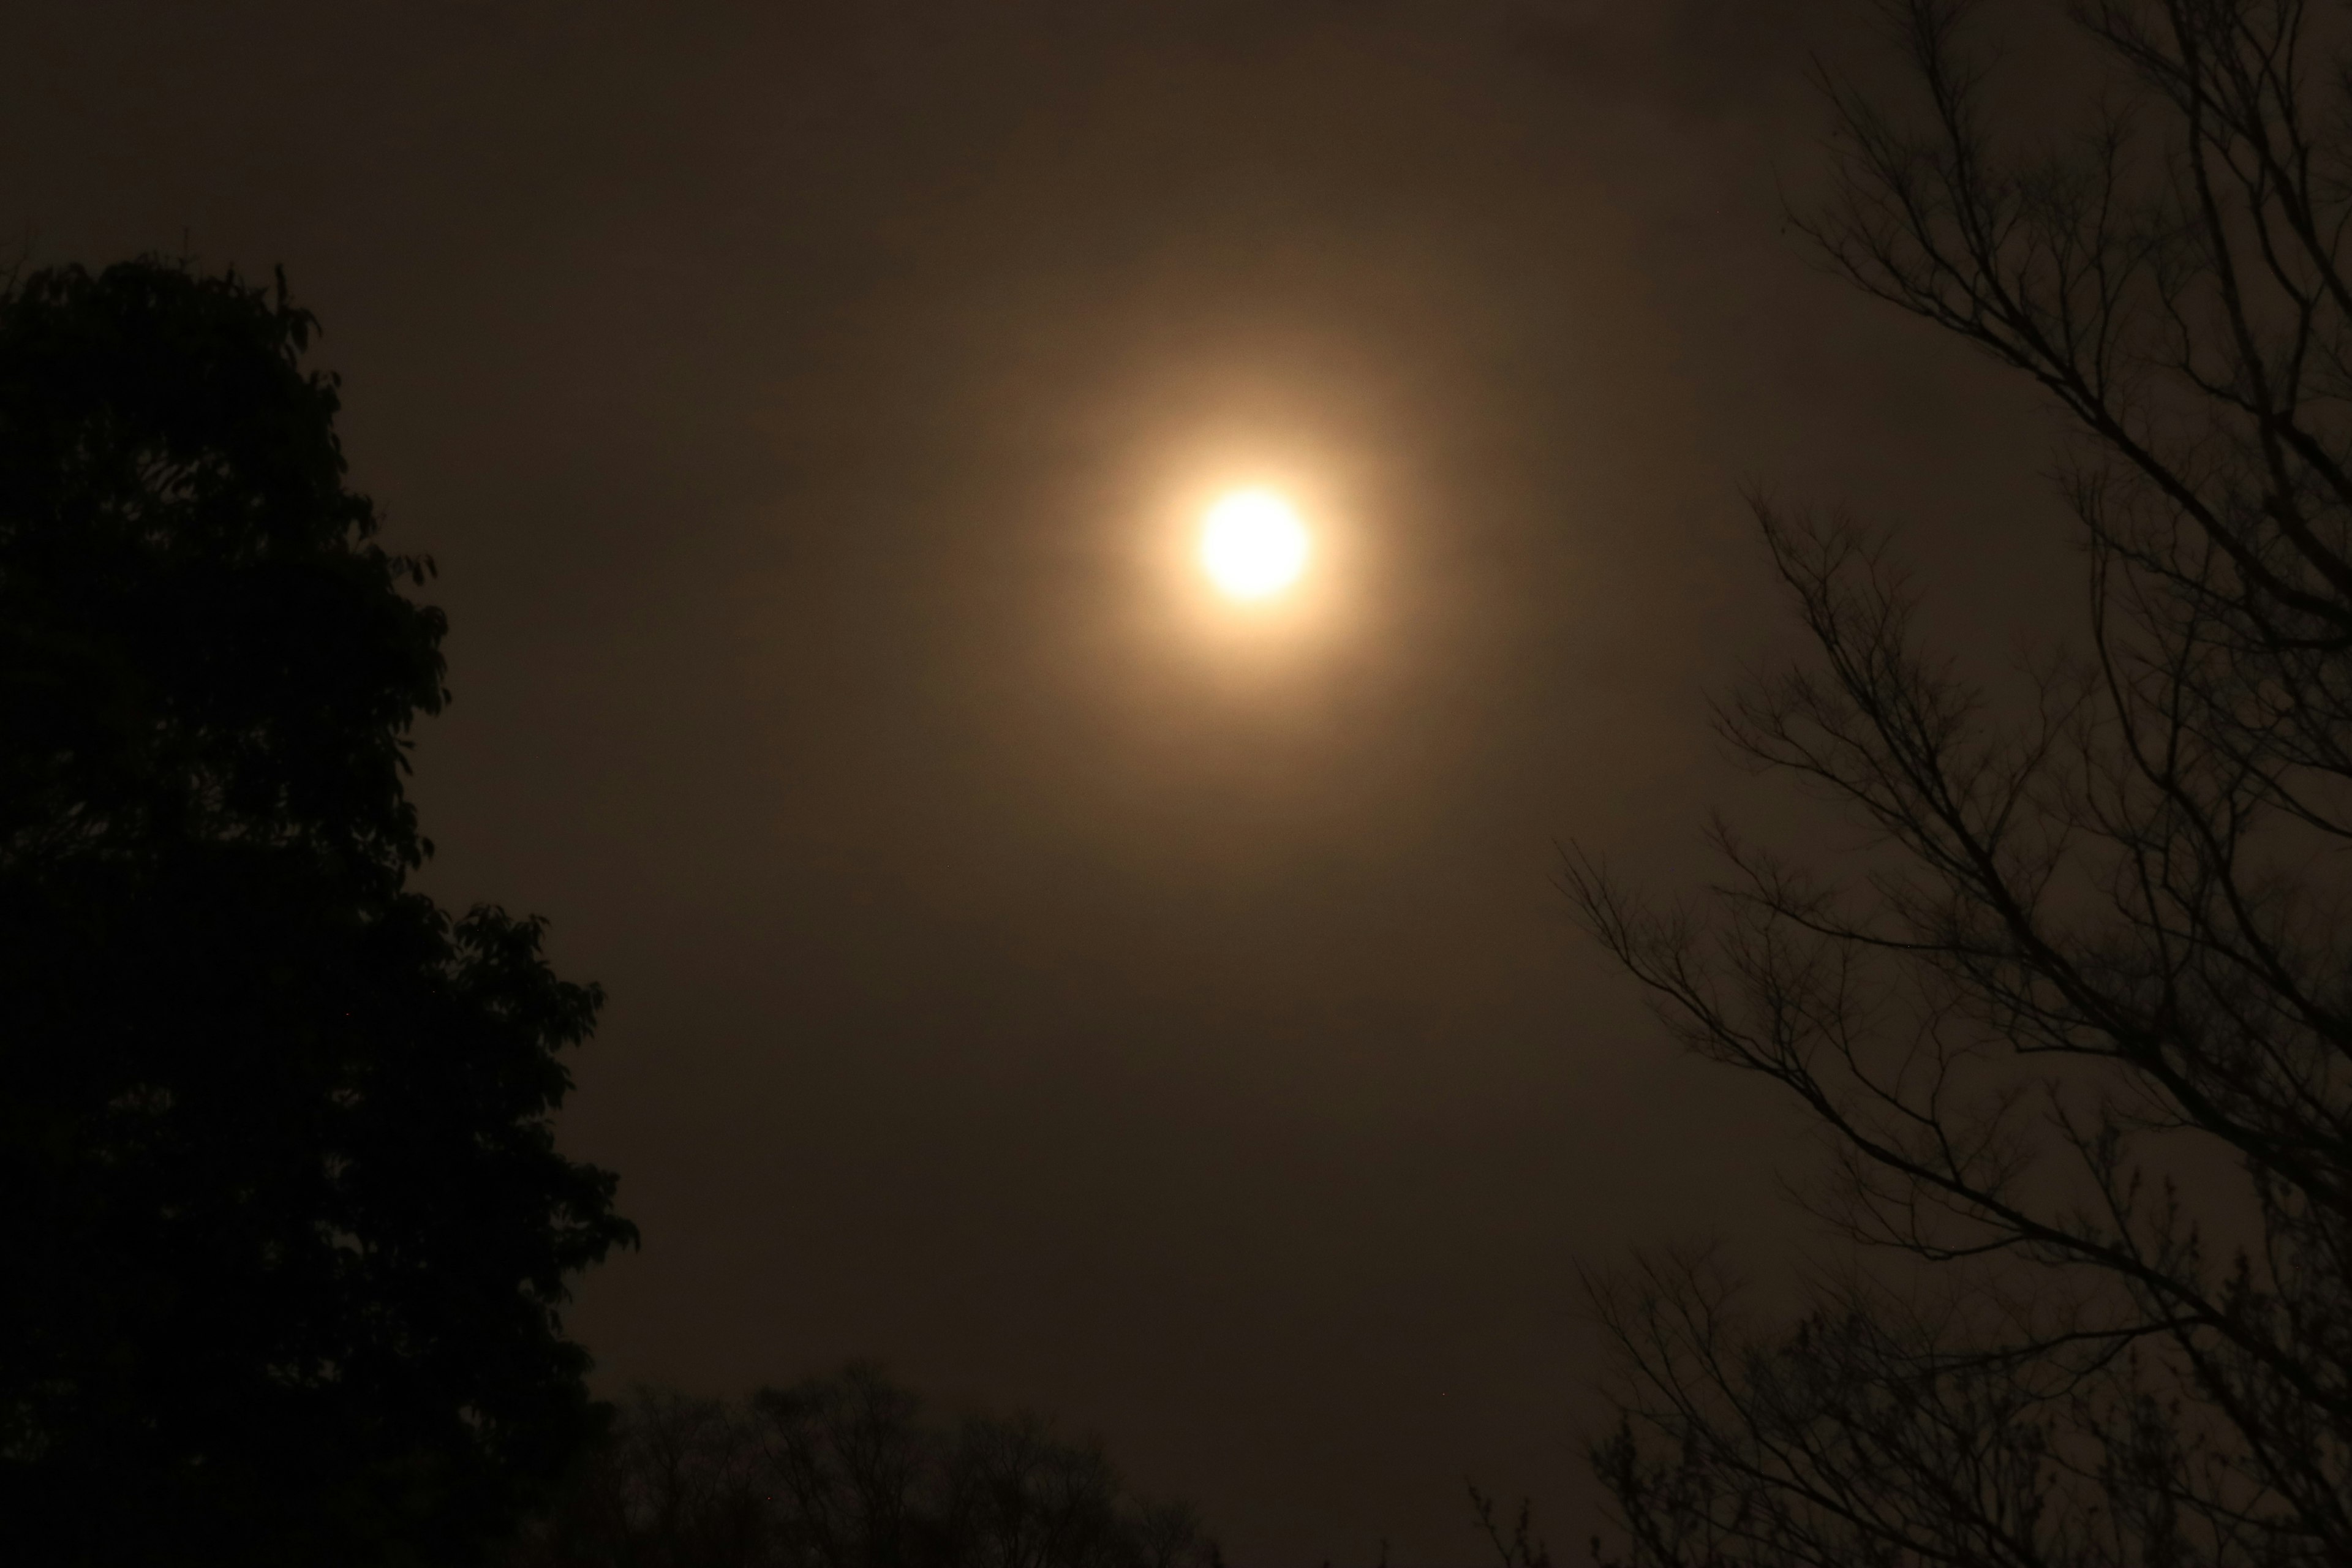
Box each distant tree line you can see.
[505,1364,1223,1568]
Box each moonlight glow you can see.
[1199,489,1310,600]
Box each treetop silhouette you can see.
[0,257,633,1567]
[1575,2,2352,1563]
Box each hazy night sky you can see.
[1,2,2076,1559]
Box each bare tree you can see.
[1569,3,2352,1563]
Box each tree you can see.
[0,258,635,1566]
[1568,2,2352,1564]
[505,1365,1225,1568]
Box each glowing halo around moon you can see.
[1199,489,1310,600]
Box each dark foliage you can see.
[507,1365,1223,1568]
[0,258,635,1565]
[1571,2,2352,1564]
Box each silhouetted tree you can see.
[1468,1485,1553,1568]
[1569,2,2352,1564]
[507,1365,1223,1568]
[0,258,634,1565]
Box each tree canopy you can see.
[0,257,633,1566]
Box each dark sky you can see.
[2,2,2075,1560]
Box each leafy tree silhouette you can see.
[0,257,634,1566]
[1571,2,2352,1564]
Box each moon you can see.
[1199,489,1310,600]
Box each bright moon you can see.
[1199,489,1310,600]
